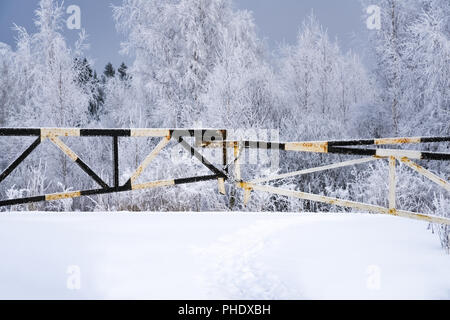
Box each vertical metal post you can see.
[218,130,227,195]
[243,188,251,206]
[389,156,396,213]
[218,178,226,195]
[234,142,241,181]
[113,136,119,189]
[222,130,228,173]
[234,141,251,205]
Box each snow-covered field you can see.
[0,212,449,300]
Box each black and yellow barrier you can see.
[0,128,449,225]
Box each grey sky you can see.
[0,0,367,72]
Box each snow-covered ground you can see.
[0,212,449,300]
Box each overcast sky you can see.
[0,0,367,72]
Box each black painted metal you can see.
[421,152,450,161]
[226,141,286,150]
[0,195,46,207]
[80,129,131,137]
[327,146,450,160]
[174,175,220,185]
[0,174,220,207]
[328,139,376,147]
[221,130,228,173]
[415,137,450,143]
[0,128,41,136]
[327,146,377,156]
[328,137,450,146]
[75,158,109,189]
[0,137,41,184]
[113,136,119,188]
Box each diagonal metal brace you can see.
[0,137,41,184]
[177,137,228,180]
[49,136,109,189]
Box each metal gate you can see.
[0,128,449,225]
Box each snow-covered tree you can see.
[12,0,91,127]
[202,10,281,129]
[280,13,374,138]
[404,0,450,137]
[362,0,430,135]
[0,43,17,126]
[0,0,94,208]
[113,0,264,128]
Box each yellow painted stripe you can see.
[388,157,396,211]
[375,137,421,145]
[218,178,226,195]
[41,128,80,138]
[243,182,450,225]
[284,141,328,153]
[45,191,81,201]
[243,187,252,206]
[130,136,171,183]
[400,157,450,192]
[49,136,79,162]
[234,143,241,181]
[393,210,450,225]
[246,182,389,214]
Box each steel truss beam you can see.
[0,128,449,226]
[0,128,228,207]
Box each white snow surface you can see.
[0,212,449,300]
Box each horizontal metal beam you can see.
[0,174,221,207]
[328,136,450,146]
[1,128,448,144]
[202,141,450,160]
[327,146,450,161]
[0,128,41,136]
[0,128,227,138]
